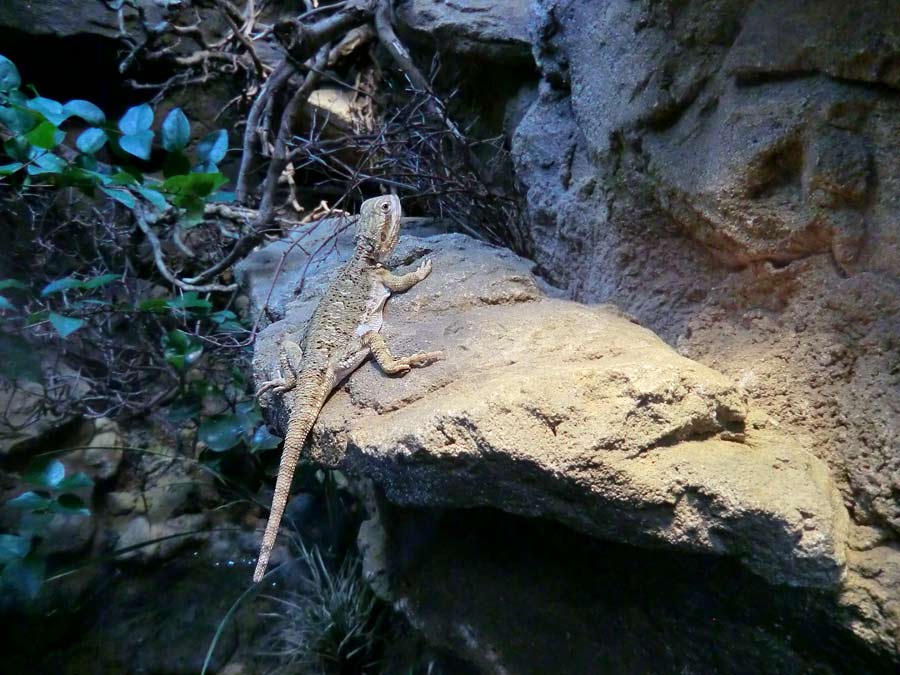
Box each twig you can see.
[235,61,294,202]
[134,207,237,292]
[257,46,330,223]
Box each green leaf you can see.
[24,458,66,489]
[0,279,29,292]
[235,399,262,426]
[25,97,68,126]
[4,135,31,161]
[24,121,64,149]
[7,491,52,512]
[210,309,237,324]
[62,99,105,124]
[161,108,190,151]
[27,151,67,174]
[178,196,206,227]
[53,493,90,516]
[118,103,154,135]
[110,170,139,186]
[101,186,137,208]
[135,186,169,211]
[0,296,13,311]
[162,172,228,199]
[136,297,169,313]
[162,329,203,369]
[0,332,42,382]
[196,129,228,164]
[57,472,94,491]
[41,277,83,296]
[166,395,201,423]
[48,313,85,338]
[119,130,153,160]
[198,414,246,452]
[0,161,24,175]
[0,534,29,564]
[0,555,45,600]
[76,127,107,154]
[0,104,38,134]
[0,106,35,134]
[249,425,282,453]
[82,273,121,290]
[0,55,21,91]
[165,292,212,311]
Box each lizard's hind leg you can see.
[256,340,304,400]
[362,331,443,375]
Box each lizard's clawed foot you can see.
[415,259,433,281]
[405,350,444,368]
[388,350,445,376]
[256,374,297,401]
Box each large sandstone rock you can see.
[246,224,848,588]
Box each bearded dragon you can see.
[253,194,442,582]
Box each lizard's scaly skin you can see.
[253,195,442,582]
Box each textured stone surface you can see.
[395,0,532,62]
[513,0,900,655]
[0,0,161,39]
[247,225,848,588]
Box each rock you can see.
[235,215,358,320]
[0,364,91,456]
[395,0,533,63]
[246,225,848,588]
[305,87,366,135]
[725,0,900,89]
[64,418,124,482]
[37,512,97,557]
[0,0,163,39]
[115,513,208,563]
[513,1,900,653]
[108,448,213,563]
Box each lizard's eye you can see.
[380,201,391,212]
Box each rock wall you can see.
[509,0,900,657]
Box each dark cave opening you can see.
[0,27,170,116]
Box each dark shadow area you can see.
[0,27,168,115]
[383,505,896,675]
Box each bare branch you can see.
[134,207,237,293]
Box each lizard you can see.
[252,194,443,582]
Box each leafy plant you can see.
[0,457,94,603]
[0,53,233,226]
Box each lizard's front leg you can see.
[256,339,304,400]
[376,259,432,293]
[362,331,443,375]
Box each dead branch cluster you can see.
[122,0,525,295]
[2,0,527,424]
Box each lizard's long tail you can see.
[253,370,331,582]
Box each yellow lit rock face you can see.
[249,226,848,589]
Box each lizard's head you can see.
[357,194,401,262]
